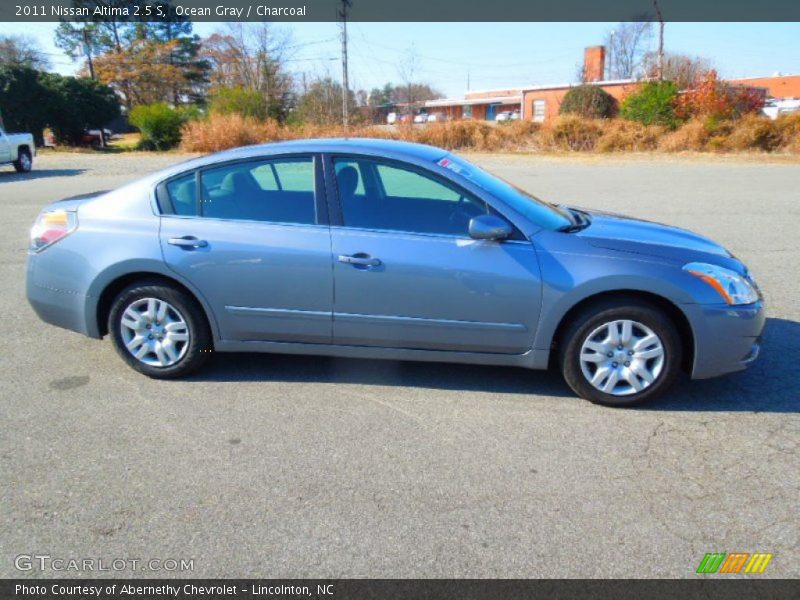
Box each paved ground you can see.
[1,152,798,578]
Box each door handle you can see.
[338,253,382,267]
[168,236,208,249]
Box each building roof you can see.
[521,78,637,92]
[727,74,800,81]
[423,79,638,108]
[425,95,522,108]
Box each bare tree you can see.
[200,24,294,118]
[202,24,292,92]
[0,35,51,70]
[604,22,652,80]
[642,52,713,89]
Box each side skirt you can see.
[214,339,549,370]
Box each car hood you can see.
[575,208,733,264]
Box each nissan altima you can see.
[26,139,765,406]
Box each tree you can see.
[368,83,395,107]
[560,85,616,118]
[642,52,713,89]
[604,22,652,79]
[93,39,187,106]
[56,2,208,107]
[0,35,50,70]
[40,73,120,144]
[0,66,119,145]
[129,18,210,105]
[366,82,443,107]
[200,24,294,121]
[294,77,356,125]
[0,66,52,143]
[55,1,151,58]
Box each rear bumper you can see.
[686,301,766,379]
[26,255,92,337]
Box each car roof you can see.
[152,138,449,182]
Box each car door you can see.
[327,156,542,354]
[158,154,333,344]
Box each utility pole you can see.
[339,0,352,128]
[653,0,665,81]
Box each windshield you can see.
[436,154,573,231]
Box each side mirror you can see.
[468,214,513,241]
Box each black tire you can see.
[558,298,682,407]
[108,280,212,378]
[13,148,32,173]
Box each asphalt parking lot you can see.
[1,151,798,578]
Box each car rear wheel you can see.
[13,148,32,173]
[108,281,211,378]
[559,299,682,407]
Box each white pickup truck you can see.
[0,125,35,173]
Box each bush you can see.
[129,103,187,150]
[209,86,271,121]
[620,81,680,128]
[675,70,765,121]
[559,85,615,119]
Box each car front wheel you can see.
[559,299,682,407]
[108,281,211,378]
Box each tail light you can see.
[30,209,77,252]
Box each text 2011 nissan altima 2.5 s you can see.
[26,139,765,406]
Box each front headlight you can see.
[683,262,760,305]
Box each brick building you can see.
[423,45,800,123]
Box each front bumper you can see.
[686,301,766,380]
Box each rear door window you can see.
[199,157,316,224]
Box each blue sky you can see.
[4,22,799,97]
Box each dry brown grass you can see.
[595,120,665,152]
[657,121,710,152]
[180,112,800,155]
[536,115,603,151]
[774,113,800,153]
